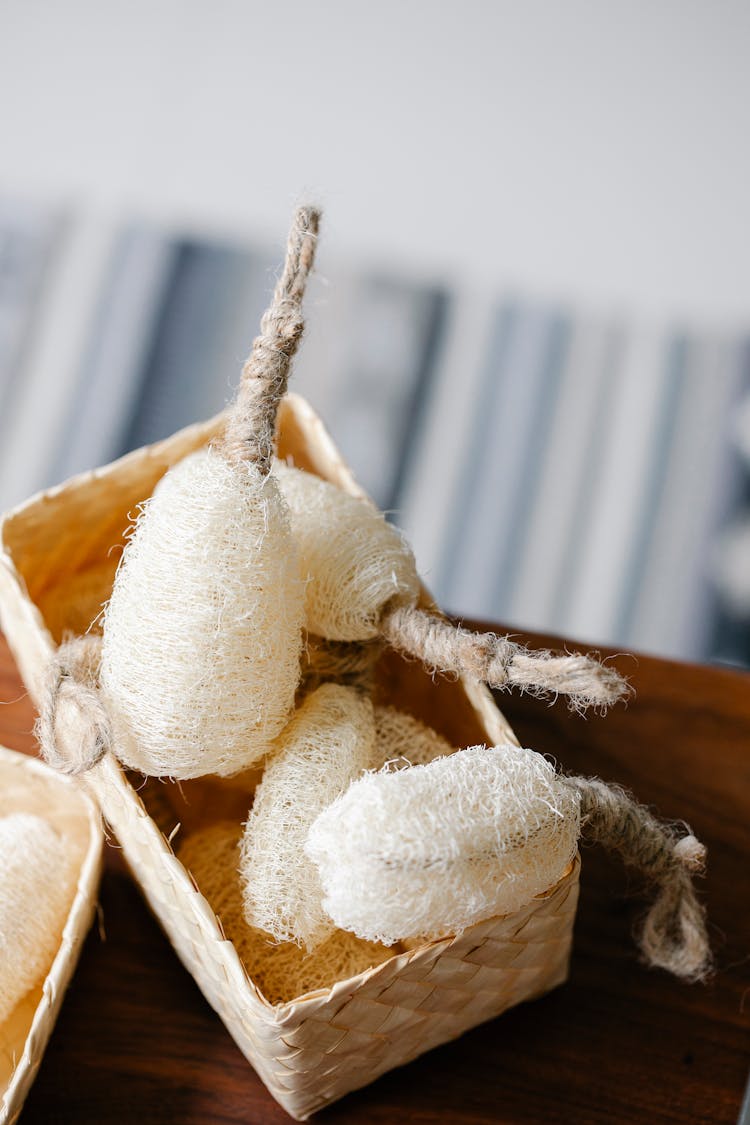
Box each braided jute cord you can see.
[565,776,711,981]
[221,205,321,472]
[382,605,629,712]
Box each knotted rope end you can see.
[380,605,632,714]
[674,833,706,873]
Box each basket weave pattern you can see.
[90,753,578,1118]
[0,395,580,1120]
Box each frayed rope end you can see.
[381,605,631,714]
[504,649,632,715]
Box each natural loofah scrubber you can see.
[274,462,629,712]
[306,744,580,945]
[101,450,304,778]
[307,747,712,981]
[0,812,77,1024]
[98,208,319,779]
[274,461,419,641]
[178,821,393,1005]
[240,682,376,949]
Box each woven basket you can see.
[0,745,102,1125]
[0,393,580,1120]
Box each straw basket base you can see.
[0,394,580,1120]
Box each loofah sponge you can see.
[179,821,393,1005]
[274,461,420,641]
[306,744,580,945]
[240,682,376,949]
[273,462,628,712]
[97,207,320,782]
[373,705,454,769]
[0,812,77,1024]
[101,448,305,779]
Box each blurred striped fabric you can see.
[1,197,748,667]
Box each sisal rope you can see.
[381,604,629,712]
[221,206,320,472]
[565,775,711,981]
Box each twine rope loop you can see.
[221,205,321,472]
[565,775,711,981]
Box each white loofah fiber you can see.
[306,744,581,945]
[179,821,393,1005]
[273,462,420,641]
[101,447,305,779]
[0,813,77,1025]
[240,683,376,949]
[373,705,454,769]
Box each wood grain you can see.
[2,626,748,1125]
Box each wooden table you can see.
[2,626,748,1124]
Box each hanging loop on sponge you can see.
[382,604,630,713]
[564,776,711,981]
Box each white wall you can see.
[2,0,749,324]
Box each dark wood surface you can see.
[2,625,748,1125]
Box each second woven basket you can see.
[0,745,101,1125]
